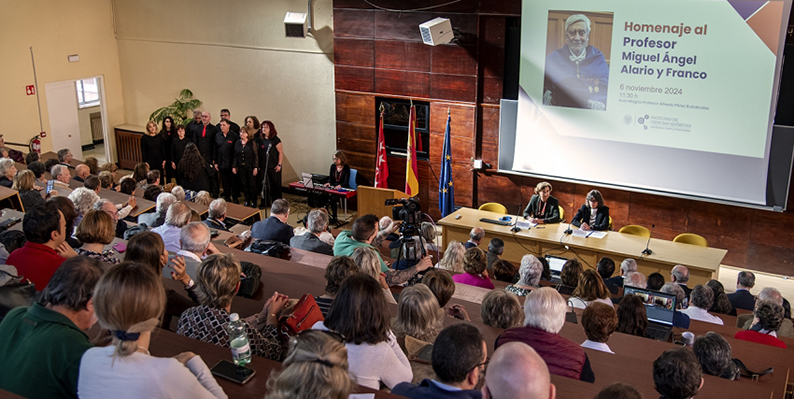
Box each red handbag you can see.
[279,294,324,336]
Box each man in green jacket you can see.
[334,214,389,271]
[0,257,105,398]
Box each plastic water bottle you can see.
[228,313,251,366]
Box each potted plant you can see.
[149,89,203,126]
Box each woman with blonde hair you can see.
[140,120,165,178]
[570,269,613,308]
[393,284,444,343]
[266,330,354,399]
[193,190,212,206]
[14,169,55,211]
[77,262,227,398]
[437,240,465,273]
[351,247,397,304]
[75,210,120,265]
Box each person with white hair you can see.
[495,287,595,382]
[660,282,692,329]
[138,192,177,228]
[68,187,100,227]
[624,272,646,289]
[482,342,556,399]
[170,222,219,281]
[606,258,638,289]
[739,287,794,337]
[170,185,186,201]
[464,227,484,250]
[290,209,333,255]
[506,255,544,296]
[0,158,17,188]
[73,164,90,183]
[203,198,229,231]
[543,13,609,110]
[50,164,72,189]
[151,201,192,252]
[671,265,692,299]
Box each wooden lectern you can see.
[356,186,409,221]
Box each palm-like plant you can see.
[149,89,203,126]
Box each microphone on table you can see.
[564,222,573,235]
[642,224,655,256]
[511,205,522,233]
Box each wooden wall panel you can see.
[431,45,478,76]
[375,69,430,98]
[338,138,375,155]
[336,92,375,125]
[336,122,375,141]
[334,9,374,38]
[374,40,431,72]
[429,103,476,138]
[430,74,478,103]
[334,66,375,92]
[334,38,374,67]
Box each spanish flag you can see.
[405,104,419,196]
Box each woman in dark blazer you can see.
[233,129,259,207]
[523,181,561,223]
[571,189,610,231]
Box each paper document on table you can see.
[572,229,607,239]
[349,394,376,399]
[516,220,533,229]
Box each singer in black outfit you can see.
[571,189,610,231]
[140,121,165,177]
[159,116,175,182]
[257,120,283,208]
[214,119,239,203]
[233,129,259,207]
[323,150,350,222]
[170,125,191,185]
[522,181,561,224]
[193,112,218,196]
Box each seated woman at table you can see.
[13,169,56,211]
[616,294,648,338]
[321,150,350,221]
[522,181,561,224]
[556,258,583,296]
[569,269,613,309]
[571,189,610,231]
[481,290,524,329]
[0,158,17,188]
[505,255,544,296]
[265,330,354,399]
[75,210,120,265]
[437,240,465,273]
[452,248,495,289]
[177,253,289,361]
[392,284,444,384]
[77,262,227,399]
[132,162,149,189]
[735,300,787,348]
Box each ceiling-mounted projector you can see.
[419,17,453,46]
[284,12,308,38]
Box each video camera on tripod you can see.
[385,197,426,266]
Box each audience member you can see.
[178,253,287,361]
[496,287,595,382]
[152,201,192,252]
[84,156,99,175]
[173,222,219,281]
[75,210,120,265]
[315,256,358,317]
[620,258,638,277]
[624,272,646,289]
[44,158,61,175]
[438,240,465,273]
[251,198,293,244]
[660,282,691,328]
[493,259,517,283]
[132,162,149,187]
[350,247,398,305]
[581,302,618,354]
[14,169,54,210]
[421,221,439,253]
[739,287,794,337]
[51,164,72,188]
[594,382,641,399]
[735,300,787,348]
[68,187,100,224]
[74,164,90,182]
[265,330,353,399]
[143,184,162,202]
[204,198,229,231]
[0,256,104,398]
[77,262,227,399]
[290,209,333,255]
[570,269,613,309]
[119,177,137,195]
[93,199,126,238]
[7,203,77,289]
[171,185,186,201]
[652,348,703,399]
[48,196,81,248]
[616,294,648,338]
[146,169,161,187]
[314,274,412,390]
[481,290,524,329]
[139,192,176,228]
[392,323,486,398]
[539,256,552,281]
[558,258,583,295]
[24,151,39,165]
[453,247,495,289]
[693,332,736,379]
[57,148,75,167]
[0,158,17,188]
[597,256,620,294]
[421,270,456,308]
[681,285,724,325]
[464,227,485,249]
[393,284,444,343]
[486,237,504,274]
[482,342,556,399]
[728,271,756,311]
[506,254,543,296]
[27,161,47,182]
[707,279,736,316]
[670,265,692,299]
[84,175,100,193]
[194,190,213,206]
[647,272,665,291]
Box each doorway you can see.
[44,76,110,163]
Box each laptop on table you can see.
[623,286,677,342]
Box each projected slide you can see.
[510,0,791,206]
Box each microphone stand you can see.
[510,205,522,233]
[642,224,655,256]
[260,143,272,218]
[564,222,573,235]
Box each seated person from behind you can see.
[569,269,613,309]
[739,287,794,337]
[7,203,78,290]
[0,257,104,398]
[616,294,648,338]
[481,290,524,329]
[660,282,691,328]
[464,227,484,249]
[728,271,756,311]
[251,198,293,244]
[493,259,518,284]
[421,269,456,309]
[486,237,504,274]
[647,272,665,291]
[596,257,620,294]
[482,342,557,399]
[392,323,487,399]
[523,181,561,224]
[617,258,638,287]
[138,192,176,228]
[557,258,583,296]
[594,383,642,399]
[653,348,704,399]
[670,265,692,299]
[496,287,595,382]
[506,254,543,296]
[452,247,495,289]
[203,198,230,231]
[681,285,724,325]
[692,332,737,380]
[73,164,90,183]
[151,201,192,253]
[734,299,787,348]
[571,189,609,231]
[172,222,219,281]
[315,256,358,317]
[581,302,618,354]
[290,209,334,255]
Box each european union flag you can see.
[439,114,455,217]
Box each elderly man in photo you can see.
[670,265,692,299]
[543,14,609,110]
[681,285,723,325]
[204,198,229,231]
[138,192,176,228]
[170,222,219,281]
[50,164,72,189]
[738,287,794,337]
[464,227,485,250]
[728,271,756,311]
[57,148,75,168]
[73,164,90,183]
[290,209,333,255]
[151,201,192,253]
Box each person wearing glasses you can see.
[392,323,488,398]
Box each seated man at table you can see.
[152,201,192,253]
[0,256,104,398]
[138,192,176,228]
[482,342,556,399]
[291,209,333,256]
[94,199,128,239]
[739,287,794,337]
[392,323,488,399]
[7,203,78,290]
[693,332,736,379]
[334,214,387,270]
[203,198,229,231]
[660,282,691,328]
[735,300,787,348]
[464,227,484,250]
[171,222,219,281]
[681,285,723,325]
[57,148,75,168]
[73,164,90,183]
[671,265,692,300]
[251,198,293,244]
[84,174,100,193]
[728,271,756,311]
[653,348,703,399]
[495,287,595,382]
[597,257,620,294]
[50,164,72,189]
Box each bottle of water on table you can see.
[228,313,252,366]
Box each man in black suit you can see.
[193,111,218,197]
[464,227,484,250]
[671,265,692,300]
[290,209,333,256]
[727,271,756,311]
[203,198,230,232]
[251,199,293,244]
[219,109,240,134]
[597,257,620,295]
[186,109,203,139]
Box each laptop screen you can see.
[545,255,567,275]
[623,287,676,326]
